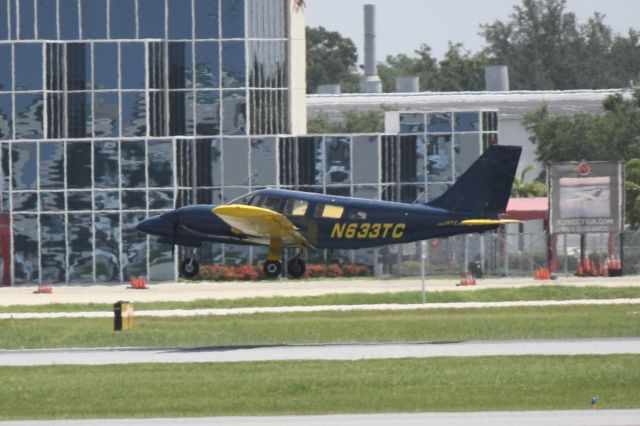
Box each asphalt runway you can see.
[1,338,639,366]
[2,410,640,426]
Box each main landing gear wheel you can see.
[287,258,306,279]
[180,258,200,279]
[263,260,282,279]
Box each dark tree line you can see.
[307,0,640,93]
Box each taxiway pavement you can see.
[1,338,639,366]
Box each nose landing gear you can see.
[179,249,200,279]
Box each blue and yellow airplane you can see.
[136,145,522,279]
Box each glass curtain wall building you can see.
[0,0,291,284]
[0,0,499,285]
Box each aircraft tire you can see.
[180,258,200,279]
[263,260,282,278]
[287,258,306,278]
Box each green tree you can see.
[306,26,359,94]
[524,90,640,225]
[625,159,640,228]
[481,0,640,90]
[511,164,547,197]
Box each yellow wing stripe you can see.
[460,219,522,226]
[213,205,311,247]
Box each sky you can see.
[305,0,640,62]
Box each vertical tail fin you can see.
[427,145,522,215]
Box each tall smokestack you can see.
[360,4,382,93]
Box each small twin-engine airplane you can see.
[136,145,522,279]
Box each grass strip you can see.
[3,285,640,313]
[2,304,639,349]
[0,355,638,420]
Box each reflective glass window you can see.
[325,137,351,185]
[0,0,7,40]
[195,41,220,88]
[40,214,66,282]
[67,92,92,138]
[1,143,8,190]
[416,134,426,182]
[148,140,173,187]
[399,113,425,133]
[149,237,173,281]
[15,44,42,90]
[195,0,219,39]
[316,204,344,219]
[221,91,245,135]
[122,212,147,280]
[68,191,92,210]
[221,0,244,39]
[197,138,222,186]
[40,192,65,211]
[66,43,91,90]
[94,140,119,188]
[427,112,452,133]
[248,0,286,39]
[66,141,92,189]
[454,112,480,132]
[94,190,120,210]
[168,0,192,39]
[15,93,44,139]
[122,190,146,209]
[18,0,35,39]
[81,0,107,39]
[354,185,378,200]
[95,213,120,282]
[222,41,245,88]
[68,213,94,281]
[1,192,7,211]
[168,91,188,136]
[93,92,119,137]
[427,134,453,182]
[250,138,276,186]
[121,140,146,188]
[222,138,248,186]
[94,43,118,89]
[121,43,145,89]
[149,190,173,209]
[12,192,37,211]
[169,42,193,89]
[12,213,39,283]
[11,142,37,190]
[454,133,481,177]
[0,45,10,91]
[139,0,165,38]
[59,0,80,40]
[109,0,135,39]
[37,0,58,39]
[195,91,220,136]
[352,136,378,184]
[121,91,147,137]
[0,94,12,139]
[40,141,65,189]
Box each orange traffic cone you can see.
[575,262,584,277]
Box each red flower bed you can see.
[197,263,371,281]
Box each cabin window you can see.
[315,203,344,219]
[261,196,282,211]
[349,210,367,220]
[284,199,308,216]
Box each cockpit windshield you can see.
[229,192,256,206]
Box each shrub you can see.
[197,263,372,281]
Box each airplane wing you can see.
[459,219,522,226]
[213,205,313,248]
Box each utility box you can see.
[114,301,134,331]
